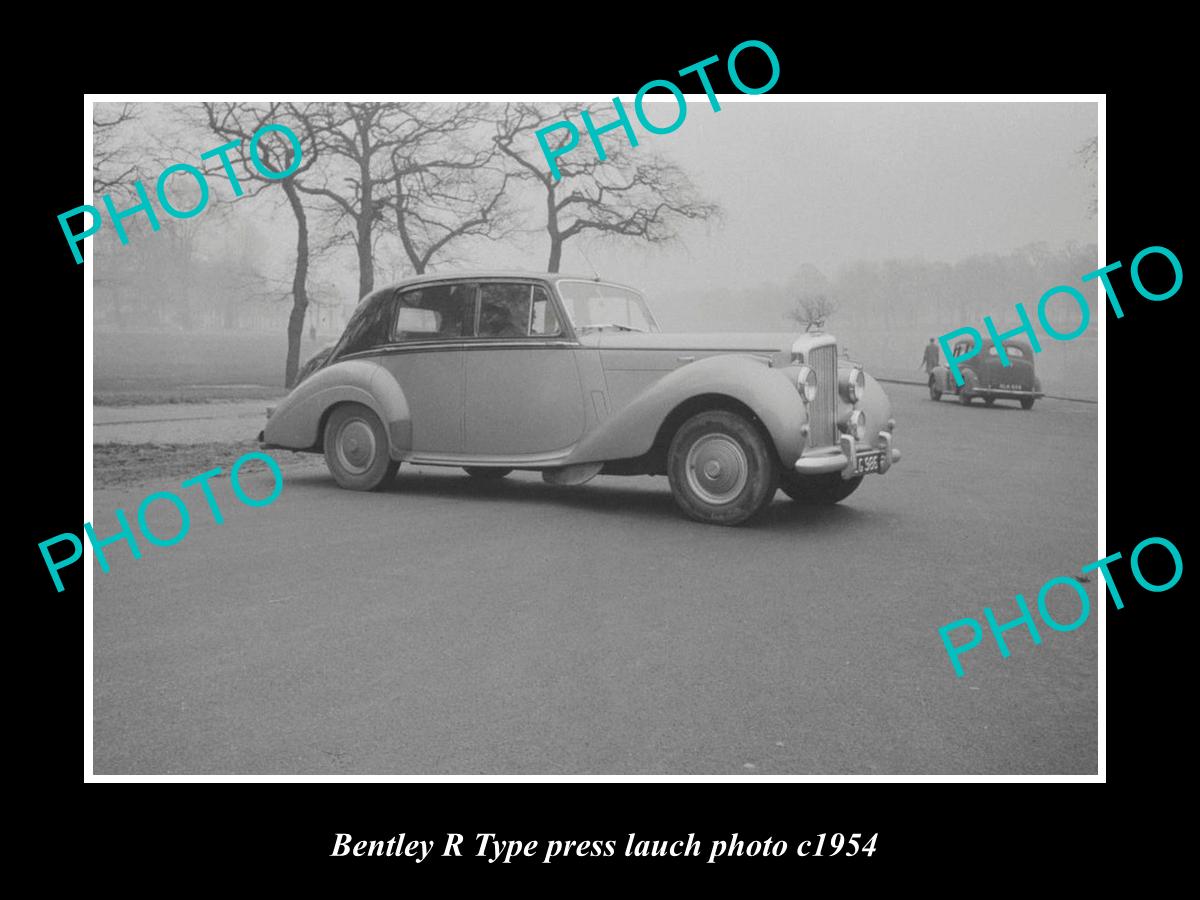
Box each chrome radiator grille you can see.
[808,344,838,448]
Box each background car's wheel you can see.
[984,397,996,407]
[667,410,778,526]
[779,471,863,505]
[1020,397,1036,410]
[464,467,512,479]
[928,378,942,401]
[323,403,398,491]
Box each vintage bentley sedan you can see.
[261,273,901,525]
[929,335,1044,409]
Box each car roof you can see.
[953,335,1035,353]
[372,271,636,292]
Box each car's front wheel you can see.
[667,410,778,525]
[323,403,398,491]
[779,471,863,505]
[1020,397,1036,410]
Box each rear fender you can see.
[563,354,807,466]
[263,359,412,453]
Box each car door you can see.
[375,281,477,453]
[463,281,586,455]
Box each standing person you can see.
[921,338,940,374]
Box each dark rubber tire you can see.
[984,397,996,407]
[928,378,942,401]
[779,471,864,505]
[323,403,399,491]
[464,467,513,479]
[667,410,778,526]
[1020,397,1036,410]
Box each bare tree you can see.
[1076,136,1098,219]
[93,103,140,192]
[385,105,516,274]
[201,102,319,387]
[787,294,837,332]
[493,103,720,272]
[293,104,412,300]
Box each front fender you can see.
[856,372,893,440]
[263,358,412,452]
[563,355,807,466]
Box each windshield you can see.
[556,281,659,333]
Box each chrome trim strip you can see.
[402,448,575,467]
[338,339,582,361]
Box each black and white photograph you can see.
[80,94,1102,777]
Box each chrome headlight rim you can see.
[846,409,867,441]
[795,365,817,403]
[847,366,866,402]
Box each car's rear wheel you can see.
[464,467,512,479]
[323,403,398,491]
[779,471,863,505]
[667,410,777,526]
[984,397,996,407]
[928,378,942,401]
[1020,397,1036,410]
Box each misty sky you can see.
[567,101,1097,299]
[99,101,1098,308]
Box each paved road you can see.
[92,386,1098,774]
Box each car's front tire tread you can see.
[667,410,778,526]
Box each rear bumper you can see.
[793,432,901,480]
[969,388,1044,399]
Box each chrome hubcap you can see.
[685,434,749,505]
[337,419,376,474]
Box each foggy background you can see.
[91,101,1098,401]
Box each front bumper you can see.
[793,432,901,480]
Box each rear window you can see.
[988,344,1027,359]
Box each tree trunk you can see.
[283,180,309,389]
[393,179,425,275]
[545,182,561,273]
[356,216,373,301]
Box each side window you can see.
[477,283,562,338]
[530,285,561,336]
[478,283,531,338]
[338,293,397,356]
[393,283,477,341]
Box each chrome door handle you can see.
[676,355,695,363]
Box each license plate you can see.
[855,451,882,475]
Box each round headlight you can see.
[848,367,866,402]
[796,365,817,403]
[848,409,867,441]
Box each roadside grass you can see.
[94,385,288,406]
[93,442,325,489]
